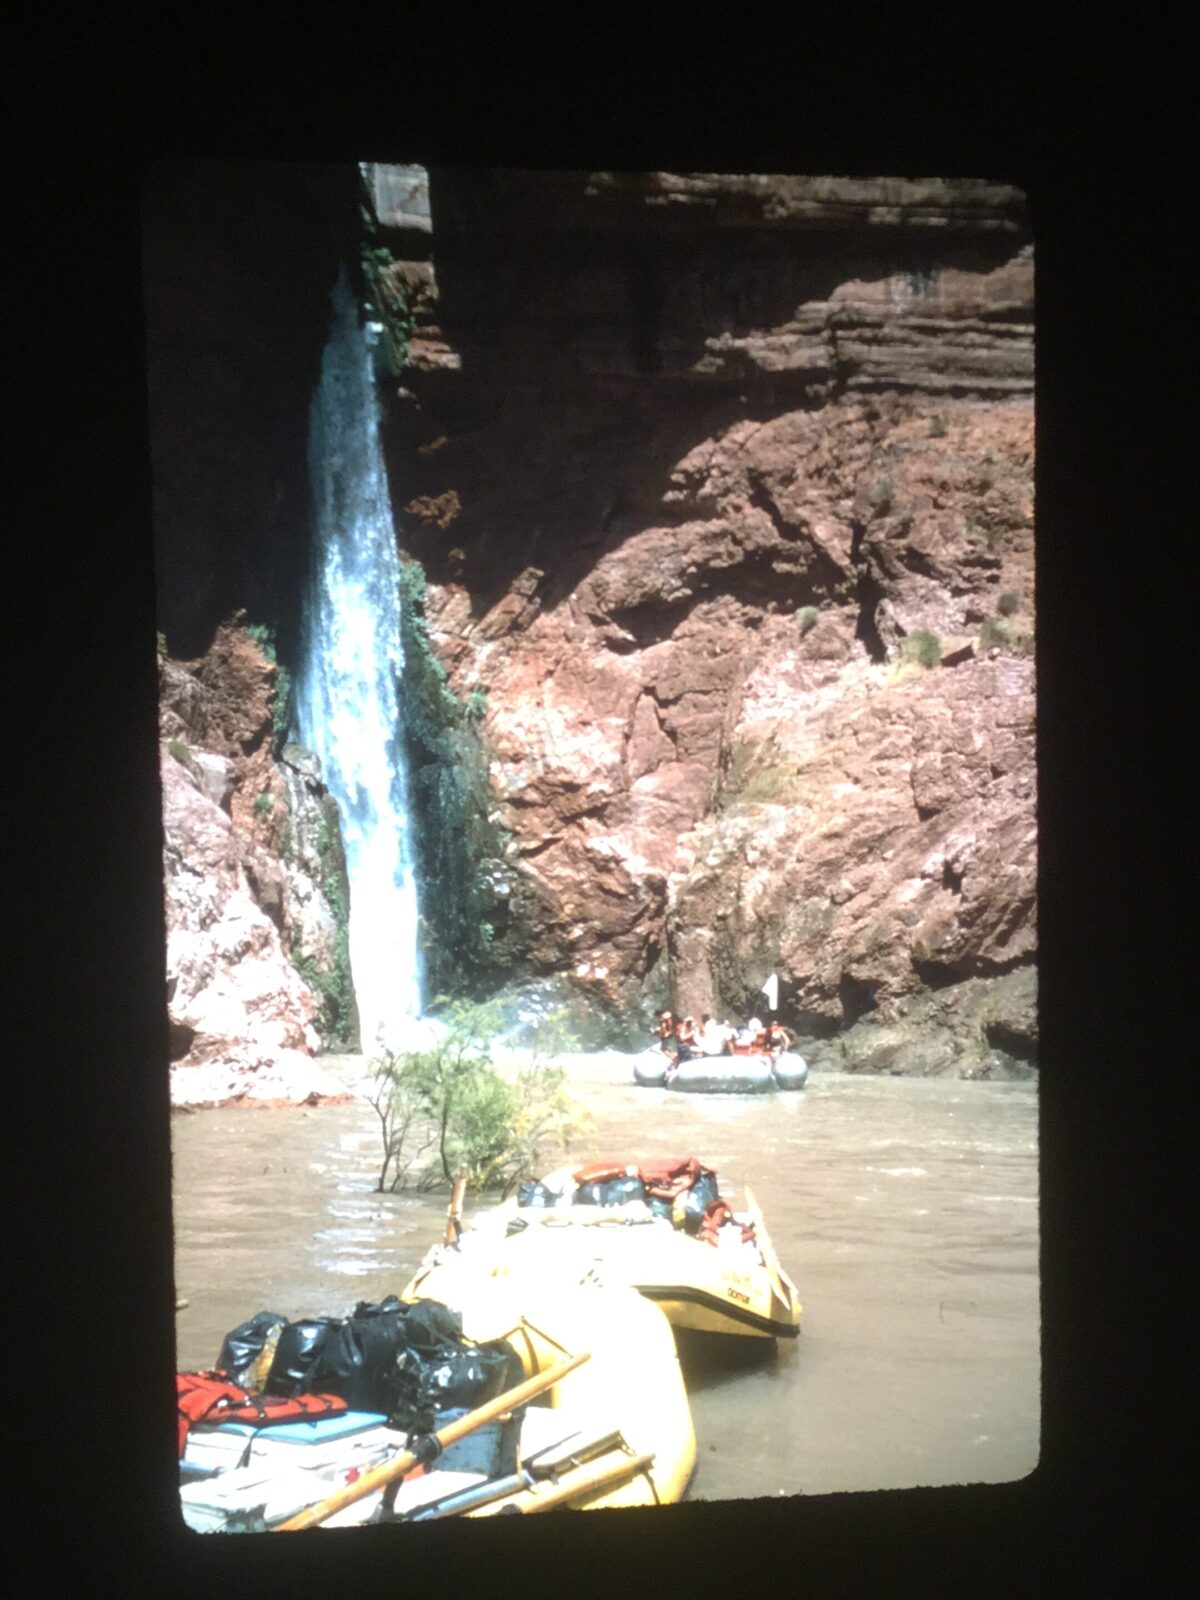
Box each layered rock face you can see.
[158,620,354,1104]
[383,169,1036,1072]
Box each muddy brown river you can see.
[171,1053,1039,1501]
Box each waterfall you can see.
[295,265,423,1049]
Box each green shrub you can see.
[928,413,948,438]
[902,630,942,668]
[998,590,1020,617]
[244,623,277,663]
[466,687,488,723]
[167,739,188,763]
[796,606,820,636]
[253,792,273,819]
[720,739,797,808]
[368,998,579,1195]
[360,237,415,373]
[869,478,895,517]
[979,618,1011,650]
[156,630,167,657]
[739,764,796,803]
[271,663,292,753]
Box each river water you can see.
[171,1055,1039,1500]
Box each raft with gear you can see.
[176,1280,695,1531]
[406,1157,803,1343]
[633,1047,809,1093]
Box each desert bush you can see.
[979,618,1011,650]
[901,630,942,668]
[739,764,796,803]
[719,738,797,808]
[167,739,189,763]
[796,606,820,636]
[928,413,948,438]
[998,590,1020,616]
[869,478,895,517]
[253,792,273,819]
[368,997,580,1196]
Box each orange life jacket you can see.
[573,1160,637,1186]
[176,1370,349,1456]
[697,1198,757,1248]
[638,1156,712,1201]
[572,1156,715,1202]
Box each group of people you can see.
[652,1009,792,1062]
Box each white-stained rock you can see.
[161,748,323,1088]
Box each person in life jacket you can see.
[674,1015,700,1061]
[763,1020,792,1056]
[653,1010,678,1056]
[734,1016,764,1051]
[698,1013,728,1056]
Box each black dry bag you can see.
[216,1311,289,1387]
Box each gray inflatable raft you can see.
[632,1048,808,1092]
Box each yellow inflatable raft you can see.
[405,1173,801,1344]
[401,1267,697,1512]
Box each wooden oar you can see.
[496,1450,656,1515]
[744,1186,800,1324]
[273,1350,589,1532]
[445,1172,468,1246]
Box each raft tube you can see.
[665,1054,775,1093]
[633,1049,809,1092]
[770,1052,809,1091]
[633,1049,670,1087]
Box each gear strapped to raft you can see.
[180,1297,522,1456]
[517,1158,756,1247]
[176,1372,349,1456]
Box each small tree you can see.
[368,997,580,1197]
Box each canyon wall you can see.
[146,165,1037,1081]
[381,169,1037,1072]
[157,619,355,1105]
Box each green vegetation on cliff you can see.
[397,560,528,999]
[244,623,293,753]
[358,173,414,374]
[902,629,942,668]
[287,798,355,1049]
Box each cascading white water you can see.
[295,266,423,1049]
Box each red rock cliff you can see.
[381,169,1036,1073]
